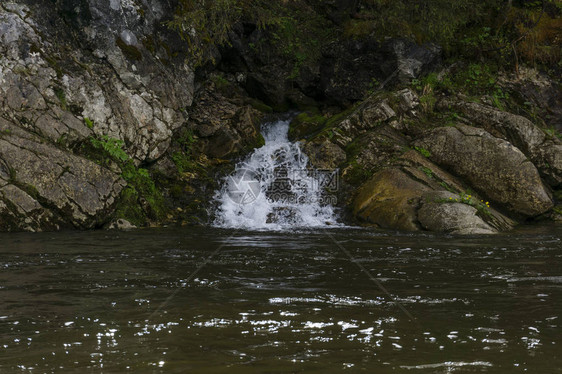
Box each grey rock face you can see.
[0,119,125,231]
[0,1,194,164]
[439,99,562,187]
[0,0,195,231]
[416,124,553,217]
[418,191,496,235]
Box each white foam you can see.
[213,119,340,230]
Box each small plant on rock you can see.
[441,191,492,217]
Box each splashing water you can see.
[213,118,340,230]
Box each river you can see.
[1,225,561,372]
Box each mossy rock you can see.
[288,111,326,140]
[343,161,373,187]
[116,37,143,61]
[353,168,431,231]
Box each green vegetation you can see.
[414,146,431,158]
[345,0,560,67]
[546,127,562,141]
[345,160,374,187]
[88,135,166,225]
[420,166,434,179]
[168,0,335,72]
[90,135,129,163]
[53,87,67,110]
[84,117,94,129]
[211,73,231,92]
[289,111,327,140]
[438,191,492,217]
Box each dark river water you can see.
[1,225,561,373]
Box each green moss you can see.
[325,105,355,128]
[419,166,434,179]
[344,137,364,160]
[113,187,145,226]
[169,184,186,199]
[211,74,231,92]
[53,87,67,110]
[253,133,266,148]
[87,134,168,224]
[414,146,431,158]
[345,161,373,187]
[247,98,273,113]
[288,111,326,140]
[439,181,457,193]
[546,128,562,141]
[84,117,94,129]
[171,151,198,174]
[116,37,143,61]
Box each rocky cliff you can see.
[0,0,561,233]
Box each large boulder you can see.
[353,168,429,231]
[418,191,497,235]
[351,150,515,234]
[438,98,562,187]
[415,124,553,217]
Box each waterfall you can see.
[213,118,340,230]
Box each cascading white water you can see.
[213,118,340,230]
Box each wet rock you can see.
[303,140,346,170]
[384,39,442,85]
[353,168,429,231]
[415,124,553,217]
[351,150,515,234]
[329,96,399,148]
[107,218,136,230]
[395,88,420,113]
[189,81,264,159]
[438,98,562,187]
[245,70,288,108]
[418,191,496,235]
